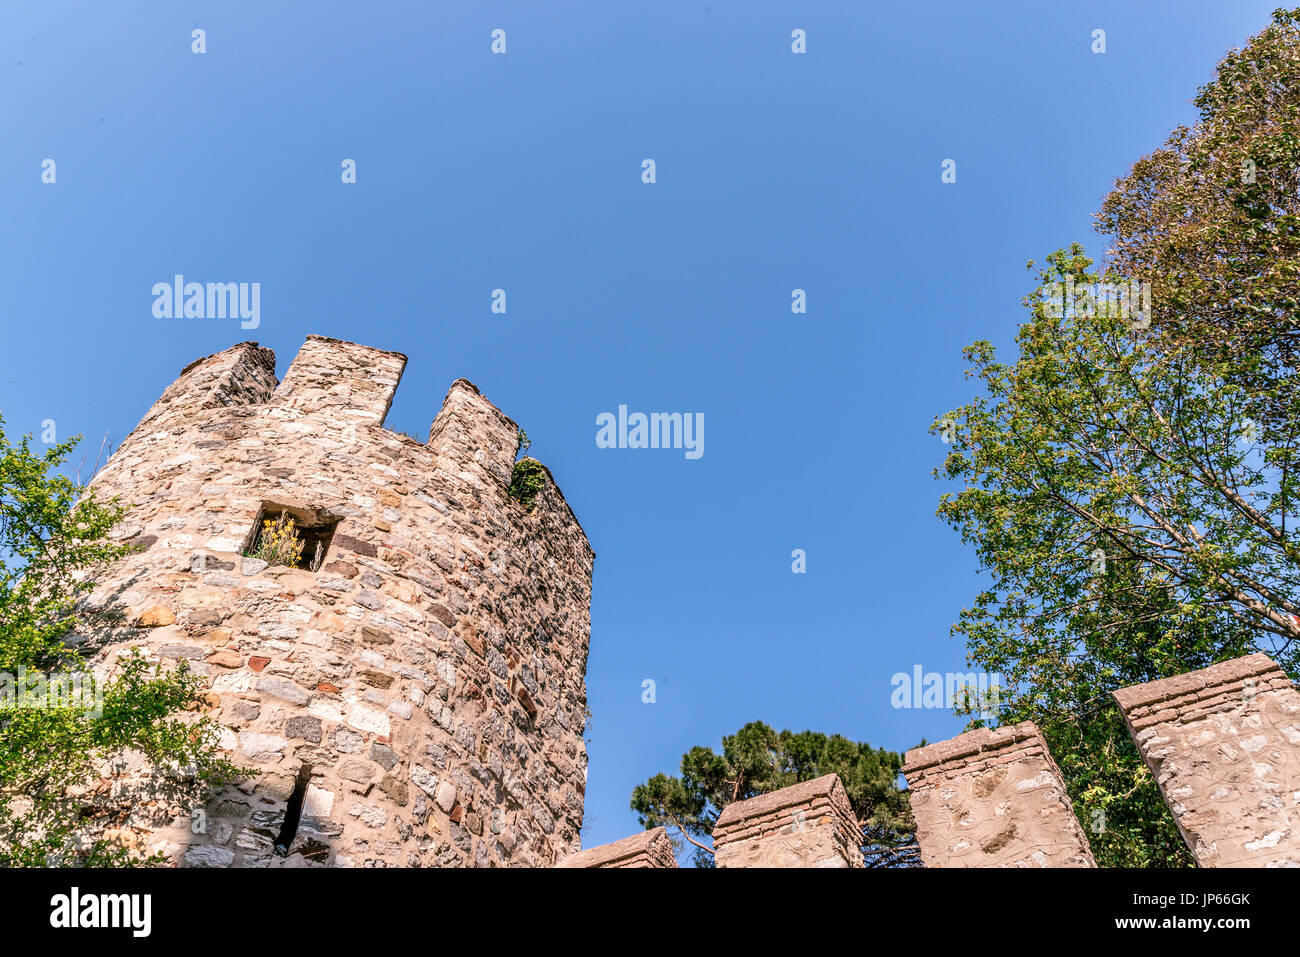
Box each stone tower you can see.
[78,336,594,868]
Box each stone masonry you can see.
[713,773,864,868]
[1113,653,1300,867]
[77,336,594,868]
[557,826,678,868]
[902,721,1096,868]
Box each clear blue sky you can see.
[1,1,1282,852]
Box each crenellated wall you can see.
[567,656,1300,869]
[124,340,278,439]
[80,336,594,868]
[73,341,1300,871]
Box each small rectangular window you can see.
[244,503,340,572]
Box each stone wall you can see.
[79,336,594,868]
[712,773,864,868]
[1113,652,1300,867]
[902,721,1096,868]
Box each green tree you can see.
[630,721,918,867]
[1099,7,1300,441]
[0,419,241,866]
[934,246,1288,865]
[935,11,1300,865]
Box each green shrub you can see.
[508,459,546,509]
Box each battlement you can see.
[96,337,589,542]
[713,773,864,868]
[127,341,278,440]
[574,655,1300,869]
[902,721,1096,868]
[557,827,677,868]
[427,378,522,493]
[271,335,408,428]
[82,339,1300,870]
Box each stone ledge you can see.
[1112,652,1282,714]
[713,773,847,831]
[902,720,1045,778]
[557,826,677,868]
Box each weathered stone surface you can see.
[557,826,678,868]
[1113,653,1300,867]
[435,780,457,813]
[302,784,335,819]
[135,606,175,627]
[902,721,1095,868]
[238,731,286,761]
[713,774,864,868]
[183,844,236,868]
[285,715,322,743]
[80,336,595,868]
[256,676,309,706]
[205,649,243,669]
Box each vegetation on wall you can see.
[247,513,306,569]
[509,459,547,509]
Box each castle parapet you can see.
[557,827,678,868]
[130,341,277,439]
[427,379,519,491]
[271,335,407,428]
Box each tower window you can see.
[244,503,340,572]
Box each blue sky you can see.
[0,1,1283,853]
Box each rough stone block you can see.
[1113,653,1300,867]
[902,721,1095,868]
[712,773,864,868]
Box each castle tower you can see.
[79,336,594,868]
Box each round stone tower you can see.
[78,336,594,867]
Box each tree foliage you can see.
[934,9,1300,867]
[0,419,241,866]
[1099,6,1300,431]
[934,245,1290,865]
[630,720,918,867]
